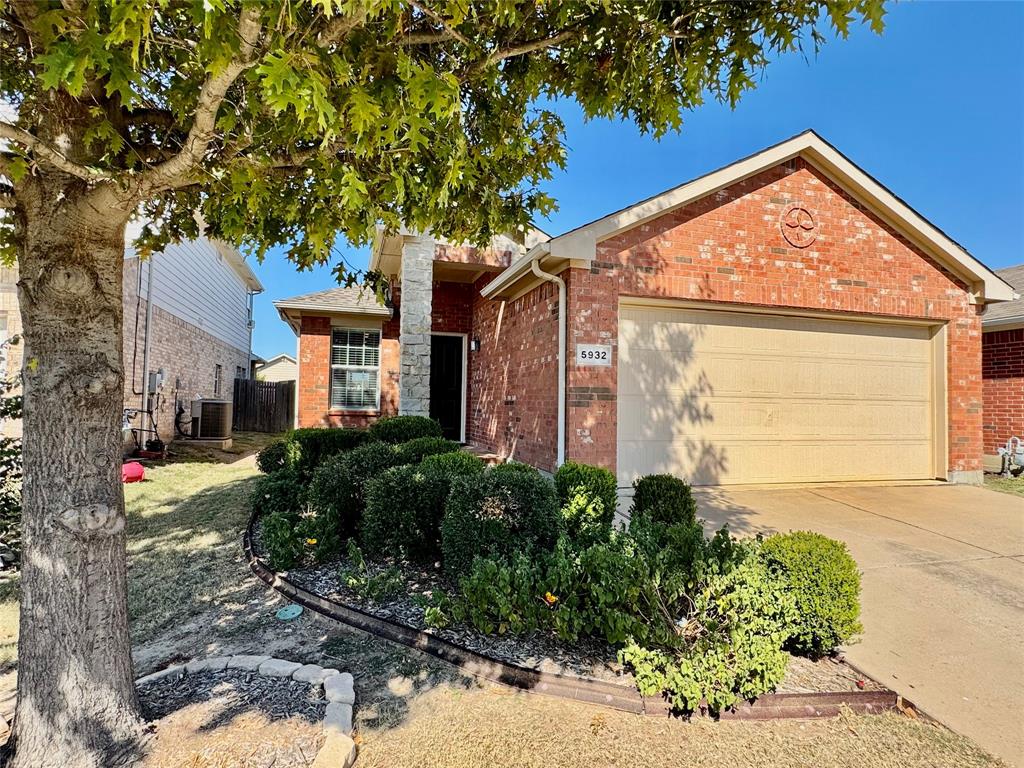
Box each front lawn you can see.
[984,474,1024,498]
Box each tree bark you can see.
[8,180,145,768]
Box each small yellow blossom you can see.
[305,537,318,546]
[543,592,559,606]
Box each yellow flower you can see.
[305,538,318,546]
[543,592,559,606]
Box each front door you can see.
[430,334,464,441]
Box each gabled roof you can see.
[482,130,1014,304]
[274,285,391,334]
[983,265,1024,329]
[259,353,297,366]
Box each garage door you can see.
[617,305,939,486]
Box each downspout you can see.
[530,258,566,468]
[140,255,155,413]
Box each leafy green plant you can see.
[0,339,22,568]
[629,474,698,529]
[338,441,406,508]
[362,464,451,562]
[288,427,374,478]
[250,470,305,518]
[255,439,301,475]
[420,450,486,478]
[395,436,461,465]
[368,416,443,444]
[760,531,862,657]
[261,511,303,571]
[307,455,360,538]
[441,464,561,576]
[554,461,618,542]
[340,541,404,601]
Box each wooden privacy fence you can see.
[232,379,295,433]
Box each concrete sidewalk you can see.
[691,483,1024,766]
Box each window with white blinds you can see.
[330,327,381,410]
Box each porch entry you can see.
[429,333,466,442]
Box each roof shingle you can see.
[273,285,391,316]
[984,266,1024,325]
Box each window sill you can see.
[328,409,381,416]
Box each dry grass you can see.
[357,684,1006,768]
[984,474,1024,498]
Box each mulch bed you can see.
[138,669,326,768]
[269,535,881,695]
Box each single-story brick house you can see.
[276,131,1014,487]
[981,265,1023,469]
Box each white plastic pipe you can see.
[530,258,566,467]
[140,255,155,413]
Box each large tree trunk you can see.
[9,183,145,767]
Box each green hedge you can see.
[256,439,300,474]
[289,427,374,477]
[362,464,450,562]
[250,470,304,518]
[628,474,698,529]
[441,463,560,576]
[368,415,442,444]
[554,462,618,543]
[395,436,461,465]
[339,441,408,507]
[420,450,486,477]
[760,531,863,657]
[307,455,360,539]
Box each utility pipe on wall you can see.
[140,255,155,413]
[530,258,566,467]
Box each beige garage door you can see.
[617,305,939,486]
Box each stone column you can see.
[398,234,434,416]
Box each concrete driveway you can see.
[691,483,1024,766]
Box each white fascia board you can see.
[479,243,551,299]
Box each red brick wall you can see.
[296,312,400,428]
[982,328,1024,454]
[566,159,983,478]
[467,275,559,471]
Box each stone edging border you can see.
[136,655,357,768]
[244,510,918,722]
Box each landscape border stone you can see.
[135,654,356,767]
[244,509,925,722]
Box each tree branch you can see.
[0,122,112,182]
[408,1,474,48]
[400,29,455,45]
[315,7,367,47]
[462,24,584,80]
[134,5,263,195]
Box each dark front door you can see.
[430,335,464,441]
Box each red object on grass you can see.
[122,462,145,483]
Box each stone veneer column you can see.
[398,234,434,416]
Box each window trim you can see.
[214,363,223,396]
[329,326,382,413]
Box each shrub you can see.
[368,415,442,444]
[340,541,404,601]
[250,470,304,518]
[760,531,862,657]
[441,464,560,576]
[256,439,301,474]
[395,436,460,465]
[362,464,451,562]
[420,450,486,477]
[261,511,303,570]
[307,455,360,538]
[555,462,618,543]
[620,544,796,714]
[629,474,698,529]
[339,441,406,507]
[289,427,373,477]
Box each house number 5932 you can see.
[576,344,612,367]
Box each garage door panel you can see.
[617,306,937,486]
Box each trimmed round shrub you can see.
[420,450,486,477]
[441,464,560,576]
[289,427,374,477]
[554,462,618,542]
[308,455,360,538]
[395,436,461,465]
[339,441,406,505]
[760,531,863,657]
[362,464,451,562]
[629,474,698,529]
[256,439,300,474]
[250,470,304,518]
[368,415,443,444]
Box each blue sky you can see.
[249,0,1024,359]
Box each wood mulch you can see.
[138,669,326,768]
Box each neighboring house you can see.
[0,232,263,447]
[256,353,298,382]
[981,265,1024,468]
[276,130,1013,487]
